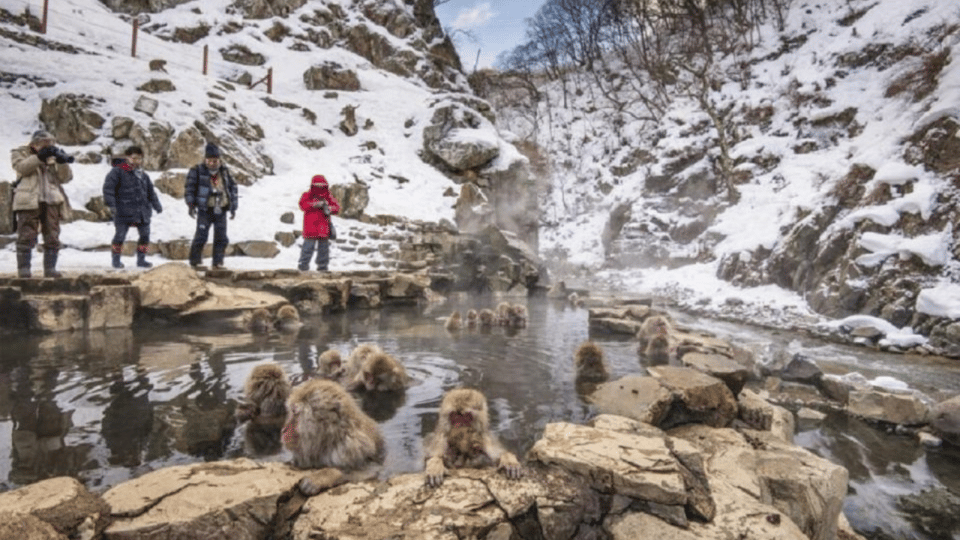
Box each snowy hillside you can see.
[487,0,960,353]
[0,0,514,271]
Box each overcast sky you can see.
[434,0,548,71]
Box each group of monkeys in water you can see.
[443,301,529,331]
[235,305,678,493]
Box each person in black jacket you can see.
[102,145,163,269]
[184,143,238,270]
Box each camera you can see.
[211,188,223,215]
[52,147,74,164]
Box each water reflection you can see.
[0,298,958,539]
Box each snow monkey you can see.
[274,304,302,333]
[443,425,494,469]
[247,307,273,334]
[478,308,496,328]
[465,309,479,328]
[236,362,291,422]
[637,314,677,365]
[574,340,609,381]
[346,350,409,392]
[444,310,462,331]
[282,378,385,470]
[496,302,511,325]
[507,304,528,328]
[318,349,345,380]
[342,343,383,381]
[424,388,522,487]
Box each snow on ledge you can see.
[917,283,960,320]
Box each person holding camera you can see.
[10,130,73,278]
[102,145,163,269]
[185,143,238,270]
[297,175,340,272]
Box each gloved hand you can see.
[230,210,236,220]
[188,206,197,219]
[156,207,163,214]
[36,146,56,161]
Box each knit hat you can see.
[31,130,54,143]
[311,175,328,186]
[204,143,221,158]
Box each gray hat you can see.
[31,130,54,143]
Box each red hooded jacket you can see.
[299,182,340,238]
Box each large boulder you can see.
[670,424,848,540]
[0,476,110,539]
[102,460,342,540]
[40,94,105,145]
[848,388,929,426]
[303,62,361,91]
[231,0,308,18]
[928,395,960,445]
[422,104,499,171]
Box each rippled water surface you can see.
[1,297,959,539]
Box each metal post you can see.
[131,18,138,57]
[267,67,273,94]
[40,0,49,34]
[203,44,208,75]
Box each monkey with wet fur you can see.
[318,349,345,380]
[274,304,303,333]
[637,315,677,364]
[282,379,385,470]
[424,388,522,486]
[236,362,291,423]
[345,350,409,392]
[507,304,528,328]
[247,307,273,334]
[465,309,478,328]
[574,341,609,381]
[342,343,383,382]
[478,308,496,328]
[444,310,462,331]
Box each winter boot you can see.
[136,245,152,268]
[43,249,62,278]
[111,244,125,269]
[16,249,31,278]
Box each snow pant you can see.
[298,237,330,271]
[189,208,229,266]
[16,203,62,251]
[112,221,151,247]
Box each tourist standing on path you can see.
[298,175,339,272]
[102,145,163,269]
[10,130,73,278]
[184,143,238,270]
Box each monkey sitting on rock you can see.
[424,388,522,487]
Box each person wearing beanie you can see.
[298,174,340,272]
[102,145,164,269]
[184,142,238,270]
[10,129,74,278]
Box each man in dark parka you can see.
[184,143,238,270]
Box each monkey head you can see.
[359,352,407,392]
[441,388,489,434]
[319,350,344,379]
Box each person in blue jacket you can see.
[102,145,163,269]
[184,143,238,270]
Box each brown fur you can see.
[574,341,608,381]
[318,349,344,380]
[240,363,292,420]
[443,425,494,469]
[465,309,478,328]
[507,304,528,328]
[343,343,383,382]
[248,308,272,334]
[637,315,674,352]
[496,302,511,325]
[424,388,522,486]
[444,311,462,331]
[282,379,385,470]
[346,351,408,392]
[274,304,302,333]
[478,309,496,328]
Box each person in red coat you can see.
[298,175,340,271]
